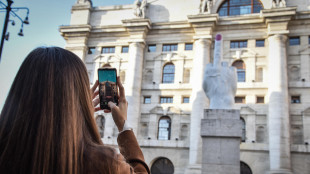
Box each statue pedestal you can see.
[200,109,242,174]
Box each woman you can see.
[0,47,150,174]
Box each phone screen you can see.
[98,68,118,110]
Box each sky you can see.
[0,0,134,111]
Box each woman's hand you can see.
[107,77,128,132]
[91,80,101,112]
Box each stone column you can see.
[187,38,211,172]
[125,42,145,135]
[267,34,292,174]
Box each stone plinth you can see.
[201,109,242,174]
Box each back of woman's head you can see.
[0,47,102,174]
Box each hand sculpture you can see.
[203,34,237,109]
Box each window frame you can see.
[185,43,193,51]
[218,0,264,16]
[144,96,151,104]
[157,116,172,140]
[147,44,156,52]
[88,47,96,55]
[230,40,248,48]
[235,96,246,104]
[255,39,265,47]
[289,37,300,46]
[291,96,301,104]
[101,47,115,54]
[160,96,173,104]
[182,96,190,103]
[162,44,178,52]
[256,96,264,104]
[162,63,175,84]
[121,46,129,53]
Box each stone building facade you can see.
[60,0,310,173]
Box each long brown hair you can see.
[0,47,107,174]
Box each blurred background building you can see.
[60,0,310,173]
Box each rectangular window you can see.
[291,96,300,103]
[289,37,300,46]
[230,40,247,48]
[122,46,129,53]
[160,97,173,104]
[256,40,265,47]
[235,96,245,104]
[144,96,151,104]
[256,96,264,104]
[101,47,115,54]
[183,97,190,103]
[88,47,96,54]
[148,44,156,52]
[162,44,178,52]
[185,43,193,50]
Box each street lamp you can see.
[0,0,30,62]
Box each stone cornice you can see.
[122,18,151,41]
[187,14,218,39]
[59,25,91,37]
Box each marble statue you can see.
[141,0,147,18]
[77,0,92,5]
[272,0,286,8]
[199,0,212,13]
[133,0,148,18]
[203,34,237,109]
[133,0,142,17]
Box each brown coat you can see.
[83,130,150,174]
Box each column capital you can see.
[268,34,288,42]
[194,38,212,46]
[122,18,151,40]
[261,7,297,36]
[129,42,145,49]
[187,13,218,38]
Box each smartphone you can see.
[97,68,118,110]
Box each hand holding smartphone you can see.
[98,68,119,110]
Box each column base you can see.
[185,164,201,174]
[267,169,293,174]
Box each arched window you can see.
[151,157,174,174]
[162,63,175,83]
[240,161,253,174]
[95,115,105,138]
[158,116,171,140]
[241,118,246,142]
[218,0,263,16]
[232,60,246,82]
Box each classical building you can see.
[60,0,310,173]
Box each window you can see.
[230,40,247,48]
[183,97,190,103]
[232,60,246,82]
[291,96,300,103]
[151,158,174,174]
[256,40,265,47]
[121,46,129,53]
[235,96,245,103]
[218,0,263,16]
[101,47,115,54]
[160,97,173,104]
[256,96,264,104]
[162,63,175,83]
[289,37,300,46]
[162,44,178,52]
[148,44,156,52]
[185,43,193,50]
[144,96,151,104]
[158,117,171,140]
[241,118,246,142]
[88,47,96,54]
